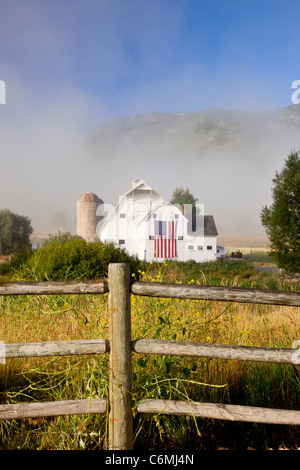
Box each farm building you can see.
[77,178,226,262]
[76,191,103,242]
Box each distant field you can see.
[218,240,275,267]
[243,251,276,267]
[226,249,275,267]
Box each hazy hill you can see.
[88,105,300,158]
[86,105,300,242]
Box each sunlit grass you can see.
[0,261,299,449]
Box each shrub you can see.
[14,235,141,281]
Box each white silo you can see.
[76,192,103,242]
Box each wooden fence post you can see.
[108,263,133,450]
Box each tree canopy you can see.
[170,186,198,207]
[0,209,33,255]
[170,186,200,217]
[260,150,300,273]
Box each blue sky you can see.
[0,0,299,238]
[1,0,299,122]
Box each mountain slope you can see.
[88,105,300,157]
[86,105,300,241]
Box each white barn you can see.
[98,178,225,262]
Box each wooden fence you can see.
[0,262,299,450]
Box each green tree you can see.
[260,150,300,273]
[170,186,198,207]
[0,209,33,255]
[170,186,200,232]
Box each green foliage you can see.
[0,209,33,255]
[0,244,33,276]
[170,186,198,207]
[46,232,82,244]
[261,150,300,273]
[15,235,141,281]
[170,186,200,223]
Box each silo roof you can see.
[78,192,103,203]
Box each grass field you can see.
[0,254,299,450]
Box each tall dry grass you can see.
[0,263,299,450]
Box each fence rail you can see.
[1,279,299,306]
[130,281,300,306]
[137,399,300,426]
[3,339,109,358]
[4,338,297,364]
[132,339,299,364]
[0,399,107,421]
[0,263,299,450]
[0,279,108,296]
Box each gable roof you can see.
[187,215,218,237]
[138,201,188,227]
[131,177,151,190]
[98,178,163,233]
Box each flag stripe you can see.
[154,220,177,259]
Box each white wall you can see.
[182,236,217,262]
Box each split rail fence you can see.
[0,262,299,450]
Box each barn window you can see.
[119,239,125,245]
[188,245,194,250]
[120,213,126,218]
[207,245,212,250]
[197,245,203,250]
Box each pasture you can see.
[0,255,299,450]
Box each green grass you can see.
[141,258,299,291]
[243,251,276,267]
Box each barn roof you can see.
[187,215,218,237]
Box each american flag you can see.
[154,220,178,259]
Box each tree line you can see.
[0,209,33,255]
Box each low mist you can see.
[85,107,300,243]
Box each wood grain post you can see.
[108,263,133,450]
